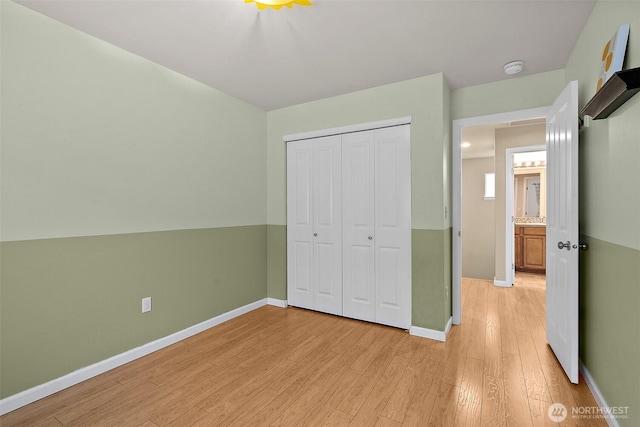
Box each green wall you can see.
[0,227,267,398]
[266,74,453,331]
[564,1,640,424]
[0,1,268,398]
[1,1,267,242]
[266,225,287,301]
[451,69,565,120]
[579,237,640,423]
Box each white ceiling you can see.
[16,0,596,111]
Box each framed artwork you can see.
[596,24,630,92]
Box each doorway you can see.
[453,83,580,384]
[506,146,547,288]
[452,107,548,325]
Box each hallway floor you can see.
[514,271,546,290]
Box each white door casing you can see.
[546,80,579,384]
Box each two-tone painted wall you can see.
[452,1,640,424]
[3,0,638,422]
[265,74,453,332]
[564,1,640,424]
[2,0,455,401]
[1,1,268,398]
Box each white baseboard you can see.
[267,298,288,308]
[0,298,274,416]
[579,361,620,427]
[493,279,512,287]
[445,316,453,335]
[410,317,452,342]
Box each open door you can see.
[546,80,579,384]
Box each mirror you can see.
[525,176,541,217]
[513,151,546,220]
[515,173,543,217]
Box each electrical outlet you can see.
[142,297,151,313]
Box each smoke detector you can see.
[504,60,524,75]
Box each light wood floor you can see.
[514,272,546,290]
[2,278,604,426]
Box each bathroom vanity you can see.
[514,223,546,273]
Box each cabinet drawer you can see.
[523,227,546,236]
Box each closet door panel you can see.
[294,150,312,226]
[287,141,315,310]
[292,241,312,291]
[312,136,343,315]
[342,131,375,321]
[314,146,336,226]
[374,126,412,329]
[378,247,400,306]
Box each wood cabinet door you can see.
[523,234,545,271]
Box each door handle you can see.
[557,241,571,250]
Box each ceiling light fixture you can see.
[245,0,312,10]
[504,60,524,75]
[461,142,471,148]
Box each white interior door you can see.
[374,126,412,329]
[546,80,579,384]
[312,137,343,315]
[343,126,411,329]
[287,140,314,310]
[287,136,342,315]
[342,130,376,322]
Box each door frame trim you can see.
[505,144,546,287]
[452,107,548,325]
[283,116,412,143]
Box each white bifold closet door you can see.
[286,135,343,315]
[342,125,412,329]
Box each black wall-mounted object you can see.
[580,67,640,120]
